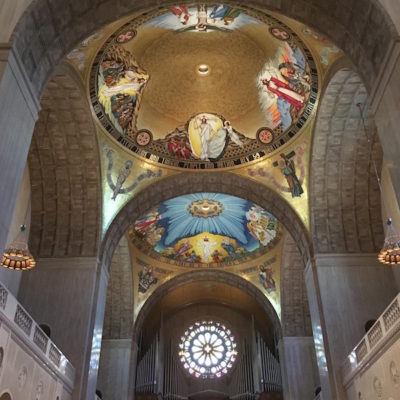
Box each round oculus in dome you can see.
[197,64,210,76]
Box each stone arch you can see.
[133,269,282,343]
[100,172,311,271]
[28,64,101,257]
[11,0,398,97]
[310,67,383,253]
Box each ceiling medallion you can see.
[189,199,223,218]
[257,127,274,144]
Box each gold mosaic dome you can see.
[91,4,318,169]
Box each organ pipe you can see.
[135,326,282,399]
[256,330,282,392]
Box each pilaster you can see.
[312,253,399,399]
[278,337,320,400]
[0,44,40,255]
[304,260,336,399]
[97,339,132,400]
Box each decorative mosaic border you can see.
[89,4,318,169]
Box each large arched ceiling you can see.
[28,68,101,257]
[14,0,396,98]
[76,7,325,238]
[130,192,281,267]
[100,172,311,269]
[310,68,383,253]
[134,269,282,344]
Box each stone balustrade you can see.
[341,292,400,398]
[0,280,75,399]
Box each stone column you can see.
[17,256,110,400]
[85,261,110,400]
[128,340,139,400]
[97,339,132,400]
[304,261,336,400]
[313,253,399,398]
[278,337,320,400]
[0,45,40,255]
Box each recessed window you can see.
[179,321,237,378]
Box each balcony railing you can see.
[0,281,75,388]
[341,292,400,386]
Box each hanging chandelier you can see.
[1,225,36,270]
[357,103,400,265]
[378,219,400,265]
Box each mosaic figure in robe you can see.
[193,115,226,161]
[98,60,149,134]
[257,43,311,131]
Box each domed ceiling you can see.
[91,4,318,169]
[129,193,281,267]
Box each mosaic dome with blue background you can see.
[132,193,279,265]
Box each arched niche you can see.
[134,269,282,344]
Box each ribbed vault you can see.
[310,68,383,253]
[100,172,311,273]
[13,0,397,96]
[28,68,101,257]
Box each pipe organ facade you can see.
[135,318,282,400]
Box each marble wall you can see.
[0,164,31,297]
[310,254,399,399]
[380,160,400,291]
[278,337,320,400]
[343,295,400,400]
[0,0,33,42]
[97,339,132,400]
[0,281,74,400]
[0,46,39,262]
[345,339,400,400]
[17,257,104,400]
[0,324,71,400]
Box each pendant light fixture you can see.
[357,103,400,265]
[1,224,36,270]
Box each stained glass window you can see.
[178,321,237,379]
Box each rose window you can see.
[179,321,237,378]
